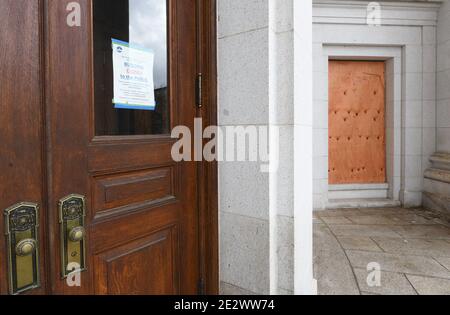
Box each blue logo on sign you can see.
[117,46,123,53]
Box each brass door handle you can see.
[59,194,87,278]
[4,202,40,295]
[15,239,37,257]
[69,226,85,242]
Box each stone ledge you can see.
[425,152,450,183]
[424,168,450,184]
[327,198,401,209]
[313,0,441,27]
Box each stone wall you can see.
[437,0,450,151]
[424,0,450,217]
[218,0,314,295]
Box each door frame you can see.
[320,46,403,208]
[197,0,219,295]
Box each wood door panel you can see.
[94,227,179,295]
[88,140,175,173]
[92,167,174,213]
[91,202,178,255]
[329,61,386,184]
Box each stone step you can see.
[328,184,389,200]
[429,152,450,172]
[327,198,401,209]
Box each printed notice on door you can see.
[112,39,156,111]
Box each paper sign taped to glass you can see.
[112,39,156,111]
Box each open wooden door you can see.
[46,0,200,295]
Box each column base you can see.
[423,152,450,219]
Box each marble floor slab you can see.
[314,207,450,295]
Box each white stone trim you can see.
[294,0,315,295]
[315,45,403,206]
[313,0,441,26]
[329,183,389,200]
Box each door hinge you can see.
[198,277,206,295]
[196,73,203,109]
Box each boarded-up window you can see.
[328,61,386,184]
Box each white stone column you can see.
[269,0,296,295]
[293,0,314,295]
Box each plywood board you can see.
[328,61,386,184]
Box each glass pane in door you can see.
[93,0,169,136]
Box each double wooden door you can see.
[0,0,217,295]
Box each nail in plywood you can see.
[328,61,386,184]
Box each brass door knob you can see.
[69,226,85,242]
[15,239,37,257]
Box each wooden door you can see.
[46,0,199,295]
[0,0,48,295]
[0,0,218,295]
[329,61,386,185]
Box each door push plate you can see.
[59,194,86,278]
[4,202,40,295]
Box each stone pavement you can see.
[314,208,450,295]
